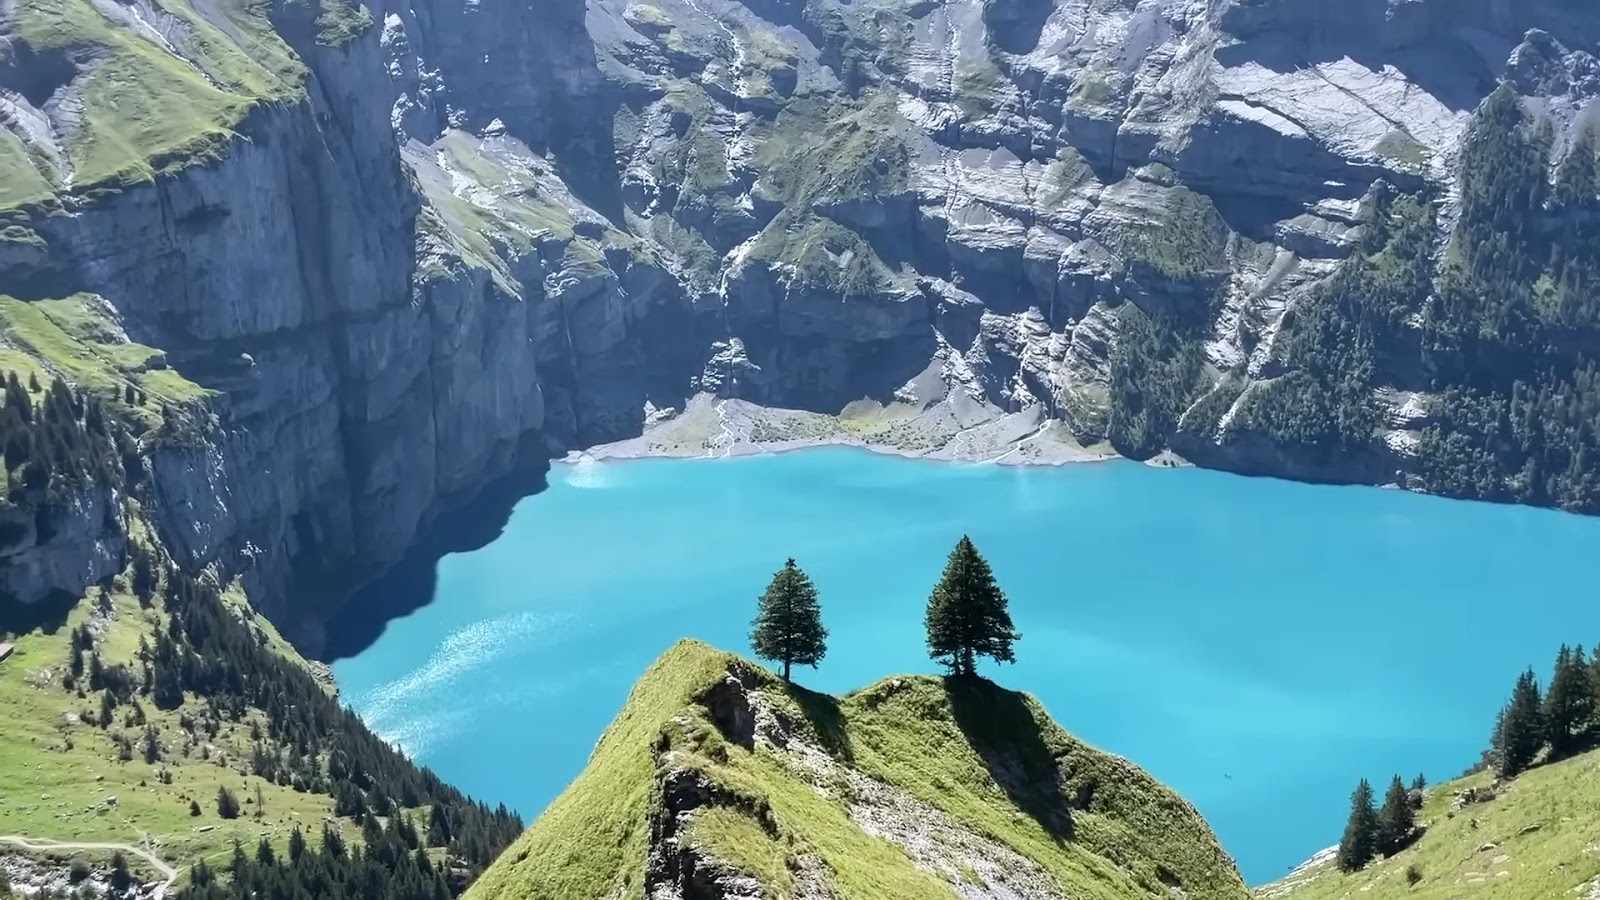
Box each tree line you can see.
[748,535,1021,680]
[178,818,452,900]
[60,559,524,899]
[0,372,141,529]
[1335,642,1600,873]
[1169,82,1600,515]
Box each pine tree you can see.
[749,558,828,681]
[1336,778,1379,872]
[1410,773,1426,791]
[130,549,157,601]
[217,785,240,820]
[924,536,1020,676]
[109,852,132,894]
[1497,667,1545,777]
[1544,644,1594,758]
[1376,774,1415,855]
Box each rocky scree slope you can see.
[464,639,1248,900]
[2,0,1599,624]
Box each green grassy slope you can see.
[0,549,345,868]
[0,295,212,421]
[0,0,315,208]
[1263,751,1600,900]
[466,640,1248,900]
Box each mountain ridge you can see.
[465,638,1249,900]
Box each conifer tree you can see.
[924,536,1021,677]
[1544,644,1593,758]
[1336,778,1379,872]
[749,558,828,682]
[1410,773,1426,791]
[1376,774,1415,855]
[1497,667,1545,777]
[110,852,132,894]
[217,785,240,820]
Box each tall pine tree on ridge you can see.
[1336,778,1379,872]
[1376,774,1415,856]
[1496,667,1545,778]
[1543,644,1593,760]
[750,558,828,682]
[924,536,1020,677]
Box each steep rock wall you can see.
[2,0,1597,635]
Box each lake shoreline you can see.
[561,393,1190,470]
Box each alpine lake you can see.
[330,449,1600,883]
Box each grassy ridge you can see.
[836,676,1243,900]
[1267,750,1600,900]
[466,640,1248,900]
[0,295,212,424]
[461,641,744,900]
[5,0,307,207]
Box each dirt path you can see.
[0,835,179,899]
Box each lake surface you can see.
[331,449,1600,884]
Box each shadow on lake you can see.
[319,461,552,662]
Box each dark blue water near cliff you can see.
[331,450,1600,883]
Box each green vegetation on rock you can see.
[1413,94,1600,511]
[954,57,1008,117]
[0,296,212,419]
[0,132,59,209]
[748,212,888,298]
[1119,185,1230,280]
[1107,304,1205,459]
[12,0,304,198]
[752,91,911,209]
[1228,189,1435,457]
[466,639,1248,900]
[656,82,736,202]
[309,0,375,46]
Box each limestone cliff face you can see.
[0,0,1595,622]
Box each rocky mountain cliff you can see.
[464,639,1249,900]
[2,0,1598,631]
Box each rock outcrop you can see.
[0,0,1595,627]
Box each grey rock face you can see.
[1,0,1595,621]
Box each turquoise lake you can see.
[331,449,1600,884]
